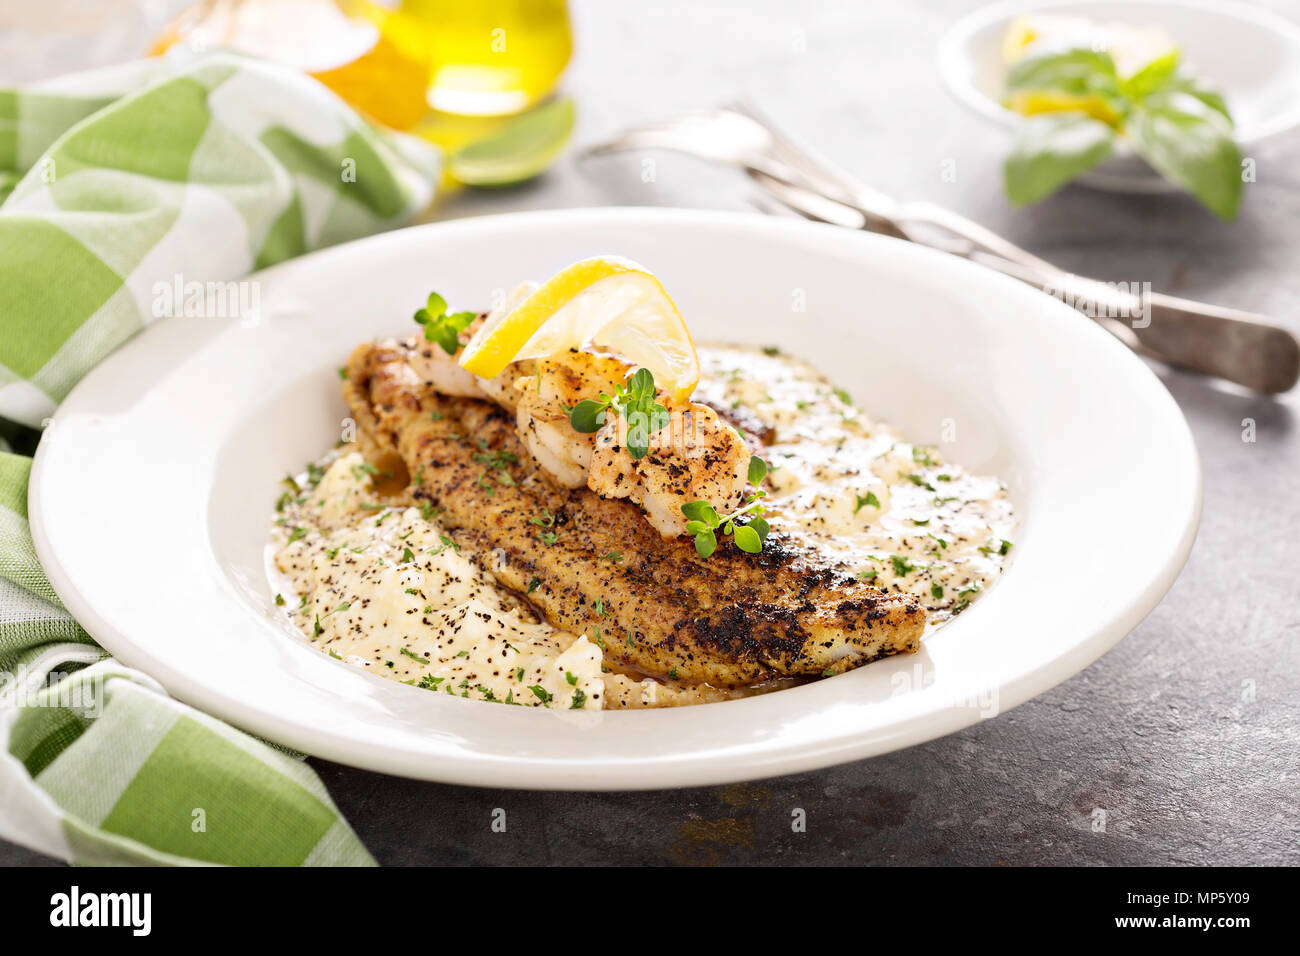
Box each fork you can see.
[580,105,1300,394]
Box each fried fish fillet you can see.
[344,338,925,687]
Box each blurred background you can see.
[5,0,1297,312]
[5,0,1294,299]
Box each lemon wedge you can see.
[458,256,700,403]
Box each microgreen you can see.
[413,291,478,355]
[681,456,770,558]
[565,367,670,460]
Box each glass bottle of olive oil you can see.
[384,0,573,116]
[153,1,572,125]
[151,0,431,130]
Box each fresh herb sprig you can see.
[681,456,771,558]
[1003,47,1241,218]
[413,291,477,356]
[565,367,669,459]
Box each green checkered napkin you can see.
[0,52,440,865]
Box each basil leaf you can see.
[1005,47,1120,99]
[425,291,447,316]
[732,524,763,554]
[1119,50,1180,100]
[747,516,770,542]
[747,455,767,485]
[1005,113,1115,206]
[1127,91,1242,220]
[1159,71,1232,122]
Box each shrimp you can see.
[588,401,749,537]
[512,350,629,487]
[402,291,754,539]
[510,351,751,537]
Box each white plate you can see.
[938,0,1300,192]
[30,208,1200,790]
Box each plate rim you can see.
[28,206,1203,790]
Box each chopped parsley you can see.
[428,535,459,556]
[854,491,881,514]
[911,445,939,467]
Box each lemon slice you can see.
[458,256,700,402]
[1005,89,1122,126]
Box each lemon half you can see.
[458,256,700,402]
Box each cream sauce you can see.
[695,346,1015,625]
[270,346,1015,707]
[271,453,740,708]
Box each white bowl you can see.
[29,208,1201,790]
[938,0,1300,192]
